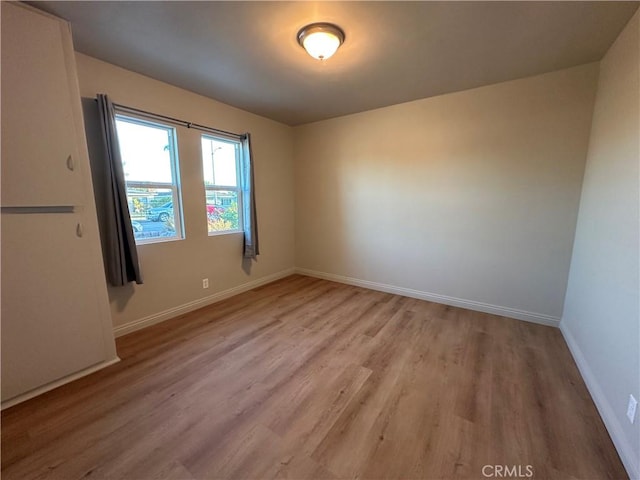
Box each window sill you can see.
[135,236,185,246]
[207,229,243,237]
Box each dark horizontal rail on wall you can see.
[95,98,244,141]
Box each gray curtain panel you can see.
[241,133,259,259]
[96,94,143,285]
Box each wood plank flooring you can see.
[1,275,627,479]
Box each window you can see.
[201,135,243,235]
[115,115,184,243]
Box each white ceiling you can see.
[32,1,639,126]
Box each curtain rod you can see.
[106,101,244,140]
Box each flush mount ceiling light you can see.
[297,22,345,60]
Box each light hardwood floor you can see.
[1,275,627,479]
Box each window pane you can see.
[126,186,179,241]
[115,115,184,245]
[201,137,238,187]
[206,190,239,233]
[116,118,174,183]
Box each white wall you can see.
[561,11,640,478]
[294,64,598,324]
[75,54,295,331]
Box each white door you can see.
[1,3,84,207]
[1,213,108,401]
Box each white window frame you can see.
[115,114,185,245]
[202,134,243,236]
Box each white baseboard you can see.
[113,268,296,337]
[1,356,121,410]
[560,322,639,480]
[295,268,560,327]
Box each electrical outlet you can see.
[627,394,637,424]
[202,278,209,289]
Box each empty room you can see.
[1,1,639,479]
